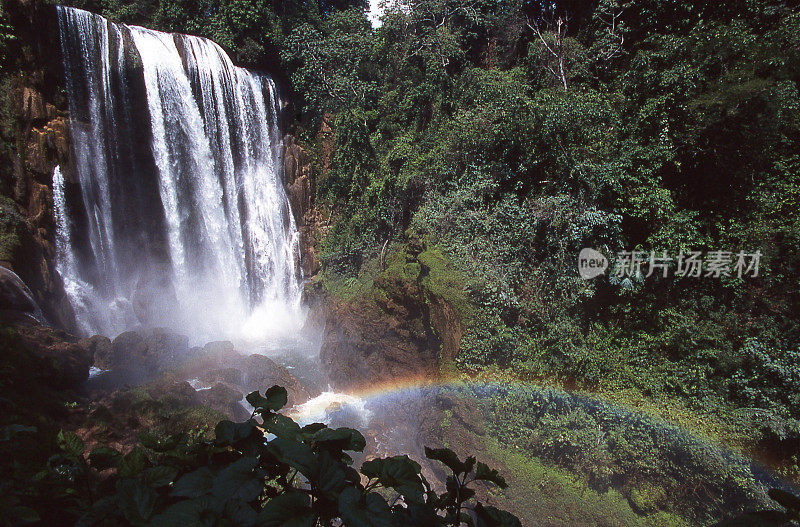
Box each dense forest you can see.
[2,0,800,525]
[46,0,800,478]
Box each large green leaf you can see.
[89,446,121,471]
[425,447,467,475]
[214,419,256,445]
[57,430,84,457]
[148,497,216,527]
[77,496,117,526]
[300,423,327,435]
[211,457,262,502]
[475,462,507,489]
[338,487,395,527]
[446,475,475,502]
[312,451,348,499]
[259,492,315,527]
[117,479,157,524]
[267,436,318,477]
[361,455,424,503]
[172,467,214,498]
[118,447,149,478]
[224,499,259,526]
[246,386,288,413]
[311,427,366,453]
[263,413,301,440]
[474,503,522,527]
[143,466,178,488]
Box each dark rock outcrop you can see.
[1,0,76,330]
[0,265,42,324]
[78,334,113,368]
[198,382,249,421]
[321,297,441,392]
[243,353,310,407]
[320,240,466,391]
[9,324,91,389]
[283,134,320,277]
[80,328,192,385]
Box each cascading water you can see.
[55,6,303,341]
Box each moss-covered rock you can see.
[320,237,469,390]
[0,196,24,264]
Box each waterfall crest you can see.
[55,6,303,341]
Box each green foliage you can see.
[713,488,800,526]
[5,0,800,519]
[0,195,23,262]
[279,2,800,489]
[471,382,772,524]
[31,386,520,526]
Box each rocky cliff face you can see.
[283,134,321,278]
[320,240,466,391]
[1,0,76,330]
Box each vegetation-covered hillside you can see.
[64,0,799,482]
[2,0,800,524]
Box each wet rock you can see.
[12,324,91,388]
[16,87,49,121]
[147,380,200,407]
[203,340,235,355]
[0,265,39,313]
[176,340,237,381]
[244,353,309,407]
[107,328,190,380]
[321,297,441,392]
[111,331,151,374]
[145,327,190,369]
[79,334,113,369]
[200,367,244,386]
[283,134,320,277]
[198,382,248,421]
[320,242,465,392]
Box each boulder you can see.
[147,380,200,407]
[145,327,190,369]
[320,242,465,392]
[107,328,190,380]
[203,340,236,355]
[110,331,151,374]
[198,382,249,421]
[200,367,244,386]
[78,334,113,369]
[321,297,441,392]
[12,324,91,388]
[244,353,309,407]
[0,265,39,314]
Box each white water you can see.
[56,7,303,342]
[289,391,372,427]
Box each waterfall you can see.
[55,6,303,341]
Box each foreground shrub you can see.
[43,386,521,526]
